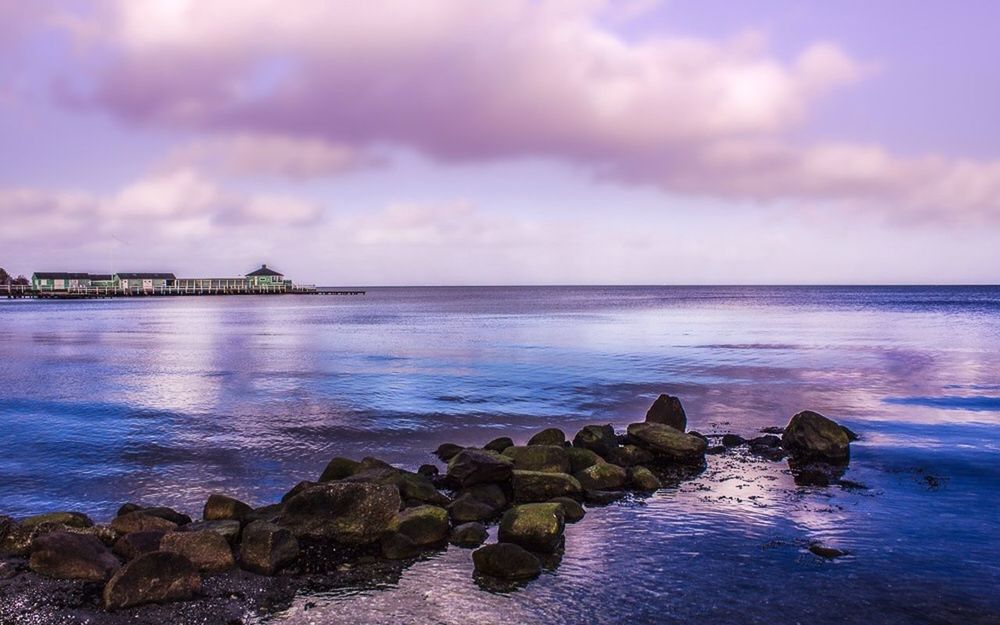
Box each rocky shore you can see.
[0,396,856,624]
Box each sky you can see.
[1,0,999,285]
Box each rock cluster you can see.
[0,394,856,612]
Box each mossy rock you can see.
[447,494,498,523]
[449,522,488,548]
[279,482,401,545]
[626,422,707,464]
[160,530,235,573]
[645,394,687,431]
[548,497,585,523]
[782,410,851,462]
[498,503,565,553]
[527,428,566,446]
[434,443,464,462]
[472,542,541,580]
[512,470,582,502]
[574,462,627,490]
[319,457,362,482]
[447,449,514,487]
[572,424,619,459]
[608,444,654,467]
[484,436,514,453]
[502,445,571,474]
[628,466,663,491]
[566,447,604,473]
[21,511,93,529]
[203,494,252,522]
[387,505,450,546]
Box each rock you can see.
[841,425,860,441]
[789,461,847,487]
[387,505,449,546]
[434,443,464,462]
[180,520,242,545]
[645,394,687,431]
[160,530,235,573]
[68,524,119,547]
[417,464,439,477]
[20,512,93,529]
[574,463,627,491]
[279,482,400,544]
[449,522,488,547]
[202,494,253,522]
[281,481,317,504]
[0,516,15,547]
[472,543,541,580]
[380,532,422,560]
[113,531,165,561]
[396,472,450,506]
[809,543,849,559]
[28,531,120,581]
[760,426,785,434]
[446,449,514,487]
[502,445,571,473]
[116,503,144,517]
[548,497,585,523]
[498,503,565,554]
[626,422,707,463]
[244,503,284,525]
[566,447,605,473]
[706,445,726,455]
[527,428,566,446]
[103,551,201,610]
[239,521,299,575]
[782,411,851,462]
[608,444,654,467]
[572,424,619,459]
[721,434,745,447]
[1,521,53,556]
[628,466,663,491]
[484,436,514,453]
[319,457,362,482]
[459,483,508,510]
[584,489,629,505]
[688,430,708,442]
[111,511,178,534]
[749,434,781,448]
[447,494,498,523]
[139,507,192,526]
[512,470,583,502]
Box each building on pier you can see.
[28,265,291,293]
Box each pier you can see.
[3,284,365,299]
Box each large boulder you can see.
[484,436,514,453]
[447,494,499,523]
[566,447,604,473]
[395,472,450,507]
[111,511,178,535]
[449,522,488,548]
[628,466,663,491]
[160,530,235,573]
[380,532,422,560]
[574,462,627,490]
[434,443,464,462]
[28,531,120,581]
[512,471,582,502]
[386,505,450,546]
[446,449,514,487]
[180,520,242,545]
[319,457,362,482]
[103,551,201,610]
[239,521,299,575]
[549,497,586,523]
[626,422,707,464]
[138,507,192,526]
[279,482,401,544]
[498,503,565,554]
[459,483,508,510]
[527,428,566,446]
[472,543,541,580]
[782,410,851,462]
[113,531,165,561]
[572,425,619,459]
[502,445,571,474]
[645,394,687,431]
[202,494,252,522]
[608,444,655,468]
[20,511,93,529]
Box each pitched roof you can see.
[115,273,176,280]
[32,272,92,280]
[89,274,113,281]
[246,264,283,277]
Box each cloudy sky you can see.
[2,0,998,285]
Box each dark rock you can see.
[512,470,582,502]
[446,449,514,487]
[160,530,235,573]
[749,434,781,448]
[459,483,508,510]
[449,522,488,547]
[572,424,619,459]
[244,503,283,526]
[782,410,851,462]
[21,512,93,529]
[116,503,144,517]
[575,462,628,490]
[239,521,299,575]
[688,431,708,442]
[841,425,860,441]
[548,497,585,523]
[484,436,514,453]
[434,443,464,462]
[626,422,707,463]
[789,460,847,486]
[760,426,785,435]
[584,489,629,505]
[68,524,119,547]
[140,507,192,526]
[566,447,604,473]
[608,444,654,467]
[319,457,362,482]
[279,482,400,544]
[203,494,252,522]
[395,472,450,507]
[417,464,439,477]
[281,481,318,504]
[28,531,120,581]
[380,532,422,560]
[502,445,571,473]
[706,445,726,455]
[103,551,201,610]
[1,521,56,556]
[472,543,541,580]
[645,394,687,431]
[721,434,746,447]
[527,428,566,446]
[180,520,242,545]
[447,494,497,523]
[498,503,565,554]
[113,531,165,561]
[628,466,663,491]
[111,511,178,534]
[387,505,449,546]
[809,543,849,559]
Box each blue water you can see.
[1,286,999,624]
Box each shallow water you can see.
[1,286,999,623]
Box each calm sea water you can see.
[1,286,999,624]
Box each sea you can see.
[1,286,998,624]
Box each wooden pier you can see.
[3,284,365,299]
